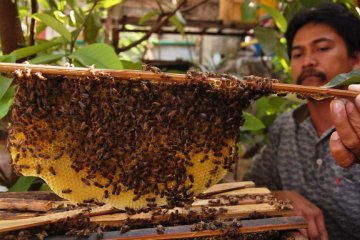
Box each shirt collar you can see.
[293,104,310,125]
[292,104,335,141]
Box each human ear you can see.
[353,51,360,70]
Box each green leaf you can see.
[323,69,360,88]
[268,97,288,114]
[70,43,123,69]
[0,76,13,100]
[99,0,123,8]
[169,15,185,36]
[32,13,72,42]
[28,53,64,64]
[40,183,51,191]
[241,0,257,22]
[139,10,157,25]
[10,41,61,61]
[274,41,290,70]
[38,0,50,9]
[0,54,16,63]
[0,85,15,119]
[84,12,102,44]
[9,176,38,192]
[242,112,266,131]
[255,97,269,118]
[254,26,278,55]
[120,60,142,70]
[258,3,288,33]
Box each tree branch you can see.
[69,0,101,55]
[155,0,165,15]
[117,0,187,53]
[29,0,38,47]
[0,0,25,55]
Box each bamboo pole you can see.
[0,62,358,98]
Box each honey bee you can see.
[49,166,56,175]
[94,182,104,189]
[36,164,42,174]
[53,151,64,160]
[205,179,212,188]
[18,164,30,169]
[81,177,91,186]
[14,69,24,79]
[34,72,47,81]
[104,190,109,199]
[188,174,194,183]
[147,202,157,208]
[156,224,165,234]
[13,153,20,163]
[62,188,72,194]
[142,64,160,73]
[24,68,32,78]
[88,64,96,75]
[120,225,130,234]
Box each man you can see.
[244,3,360,240]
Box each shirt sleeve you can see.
[243,119,283,190]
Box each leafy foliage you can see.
[69,43,124,69]
[9,176,38,192]
[0,86,15,119]
[258,3,287,33]
[324,69,360,88]
[32,13,72,42]
[242,112,265,131]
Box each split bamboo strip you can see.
[0,205,116,233]
[0,198,54,212]
[90,216,307,240]
[198,181,255,198]
[0,62,358,98]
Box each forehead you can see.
[292,23,345,47]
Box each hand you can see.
[330,84,360,167]
[283,191,328,240]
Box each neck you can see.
[307,98,333,137]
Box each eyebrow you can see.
[291,37,335,51]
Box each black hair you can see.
[285,3,360,59]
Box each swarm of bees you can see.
[8,67,274,210]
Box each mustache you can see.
[297,69,327,84]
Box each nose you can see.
[302,53,318,69]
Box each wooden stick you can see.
[272,82,358,98]
[0,205,115,233]
[0,198,54,212]
[0,191,63,201]
[90,216,307,240]
[198,181,255,198]
[0,62,358,98]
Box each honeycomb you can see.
[8,70,273,210]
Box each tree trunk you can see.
[0,0,25,54]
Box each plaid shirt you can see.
[244,105,360,240]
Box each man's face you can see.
[290,23,357,86]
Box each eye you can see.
[317,46,331,52]
[292,52,303,59]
